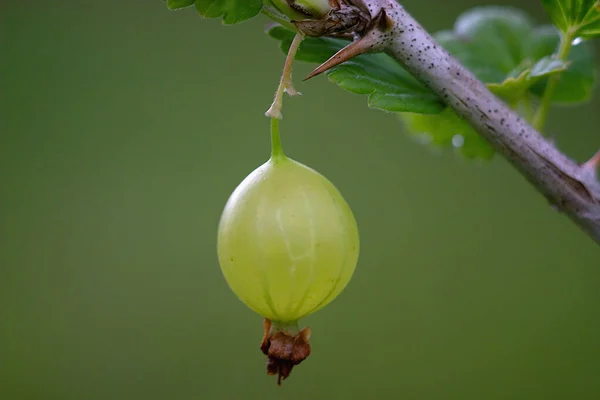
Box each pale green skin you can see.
[217,156,359,323]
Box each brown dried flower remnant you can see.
[292,0,371,37]
[260,319,312,385]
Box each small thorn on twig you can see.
[304,35,376,81]
[581,148,600,180]
[303,9,390,81]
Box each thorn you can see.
[582,148,600,179]
[585,149,600,169]
[303,35,377,81]
[303,9,390,81]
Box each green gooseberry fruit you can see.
[217,120,359,324]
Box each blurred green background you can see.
[2,1,600,399]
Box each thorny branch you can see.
[296,0,600,245]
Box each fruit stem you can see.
[265,31,305,120]
[270,117,286,160]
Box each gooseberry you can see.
[216,119,359,384]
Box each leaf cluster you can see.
[269,6,597,159]
[163,0,263,24]
[163,0,599,159]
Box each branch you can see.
[305,0,600,245]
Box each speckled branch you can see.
[331,0,600,244]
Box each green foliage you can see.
[528,25,597,103]
[487,57,568,104]
[541,0,600,38]
[164,0,195,10]
[196,0,262,24]
[436,9,596,105]
[402,108,495,160]
[268,26,445,114]
[163,0,263,24]
[268,6,597,159]
[453,6,533,75]
[161,1,599,159]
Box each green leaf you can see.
[434,31,506,83]
[487,57,568,103]
[164,0,195,10]
[541,0,600,38]
[367,93,445,114]
[529,56,569,77]
[399,108,495,160]
[267,25,445,114]
[528,25,596,103]
[453,7,533,74]
[194,0,263,24]
[268,24,340,63]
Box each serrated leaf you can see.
[399,108,495,160]
[165,0,195,10]
[541,0,600,38]
[195,0,262,24]
[267,25,444,114]
[528,25,596,103]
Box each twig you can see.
[307,0,600,244]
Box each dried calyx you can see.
[269,1,373,37]
[260,319,312,385]
[291,0,372,37]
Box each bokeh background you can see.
[2,1,600,399]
